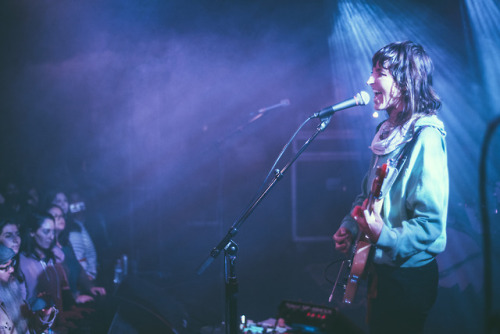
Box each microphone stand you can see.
[479,115,500,333]
[197,115,333,334]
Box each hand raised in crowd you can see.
[90,286,106,296]
[75,294,94,304]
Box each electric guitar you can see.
[342,163,390,304]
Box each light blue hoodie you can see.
[341,115,448,267]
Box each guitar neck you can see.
[366,192,377,215]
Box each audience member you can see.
[43,190,69,217]
[19,211,63,309]
[68,191,110,279]
[19,210,87,333]
[0,219,21,257]
[1,239,57,333]
[23,186,41,212]
[0,243,30,333]
[0,182,23,221]
[46,190,98,281]
[47,204,106,303]
[0,219,24,289]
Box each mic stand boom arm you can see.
[197,116,333,334]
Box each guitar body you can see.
[342,164,390,305]
[343,234,371,304]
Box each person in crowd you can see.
[333,41,448,334]
[43,191,69,218]
[1,238,57,333]
[68,191,111,279]
[0,243,30,333]
[19,210,87,333]
[0,219,24,289]
[23,186,40,212]
[47,204,105,303]
[19,211,64,310]
[0,182,23,221]
[46,190,98,281]
[0,219,21,258]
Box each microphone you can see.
[313,91,370,118]
[258,99,290,113]
[249,99,290,123]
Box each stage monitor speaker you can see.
[107,298,176,334]
[291,134,364,242]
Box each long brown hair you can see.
[372,41,441,126]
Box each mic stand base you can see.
[225,240,239,334]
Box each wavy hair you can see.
[372,41,441,126]
[22,210,56,261]
[0,280,29,333]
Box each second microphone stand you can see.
[197,115,333,334]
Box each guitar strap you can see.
[379,125,432,197]
[393,125,431,172]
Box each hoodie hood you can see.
[371,114,445,155]
[413,114,446,137]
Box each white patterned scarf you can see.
[370,115,421,155]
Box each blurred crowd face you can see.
[52,192,69,215]
[0,224,21,255]
[26,187,40,207]
[0,259,15,283]
[31,219,55,251]
[48,206,66,232]
[5,182,20,201]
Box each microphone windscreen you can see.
[358,91,370,105]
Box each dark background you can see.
[1,0,499,333]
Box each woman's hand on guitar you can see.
[351,198,384,243]
[333,227,353,253]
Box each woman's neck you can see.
[387,107,403,125]
[34,247,46,260]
